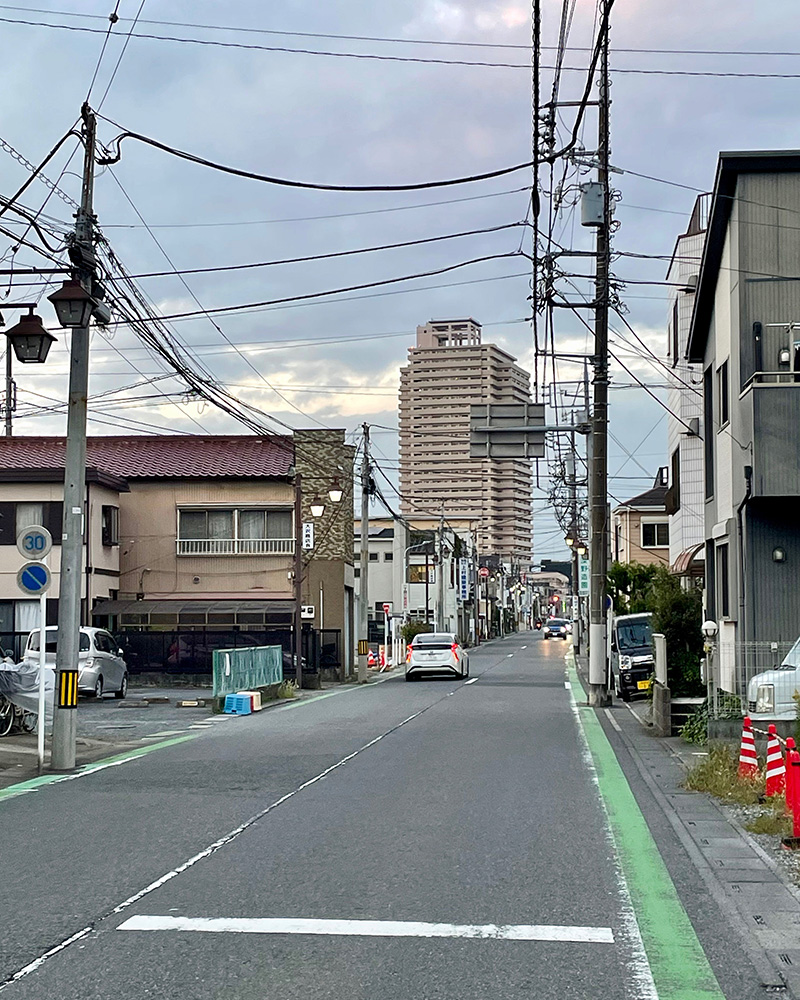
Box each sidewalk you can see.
[574,651,800,997]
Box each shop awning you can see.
[671,542,705,576]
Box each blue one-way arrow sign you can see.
[17,561,52,596]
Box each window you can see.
[666,448,680,514]
[641,522,669,548]
[16,502,43,534]
[101,505,119,546]
[704,366,714,498]
[408,564,436,584]
[716,543,730,618]
[671,298,679,368]
[369,552,379,562]
[384,552,393,561]
[354,567,360,578]
[717,360,729,427]
[177,507,294,555]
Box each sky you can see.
[0,0,797,559]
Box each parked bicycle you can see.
[0,693,37,737]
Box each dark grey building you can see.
[687,150,800,669]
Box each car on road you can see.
[542,618,570,640]
[22,626,128,700]
[610,613,654,702]
[405,632,469,681]
[748,635,800,719]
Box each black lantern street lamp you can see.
[5,310,57,364]
[47,279,95,329]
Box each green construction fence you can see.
[212,645,283,698]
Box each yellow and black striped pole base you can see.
[57,670,79,709]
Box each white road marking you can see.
[507,654,514,658]
[465,678,478,685]
[520,645,527,649]
[117,915,614,944]
[603,709,622,733]
[564,681,572,690]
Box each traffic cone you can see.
[380,648,385,668]
[785,737,797,815]
[791,752,800,839]
[765,724,786,797]
[367,649,376,668]
[737,716,759,780]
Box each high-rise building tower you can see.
[398,318,533,560]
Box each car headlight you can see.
[755,684,774,714]
[620,655,632,669]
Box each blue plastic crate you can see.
[224,693,252,715]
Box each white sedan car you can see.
[405,632,470,681]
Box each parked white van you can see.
[747,638,800,719]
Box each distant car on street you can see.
[22,626,128,699]
[405,632,470,681]
[542,618,570,640]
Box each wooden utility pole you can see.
[358,423,370,682]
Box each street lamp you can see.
[47,280,95,329]
[576,542,588,557]
[5,309,57,364]
[310,495,325,518]
[328,478,343,503]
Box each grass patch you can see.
[276,680,299,699]
[684,742,765,804]
[745,798,792,837]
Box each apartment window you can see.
[641,522,669,548]
[667,448,681,514]
[717,360,729,428]
[16,502,43,534]
[369,551,379,562]
[101,505,119,546]
[704,366,714,498]
[384,551,393,561]
[716,543,730,618]
[354,567,360,578]
[177,507,294,555]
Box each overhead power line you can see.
[97,115,536,191]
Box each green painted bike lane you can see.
[568,655,725,1000]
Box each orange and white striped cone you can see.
[367,649,376,668]
[380,648,386,668]
[737,715,759,780]
[765,724,786,797]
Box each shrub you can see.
[400,622,433,644]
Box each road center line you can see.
[117,915,615,943]
[464,678,478,685]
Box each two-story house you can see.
[687,150,800,664]
[0,430,354,674]
[612,470,670,567]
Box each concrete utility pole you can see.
[357,423,370,682]
[293,471,304,690]
[436,506,445,632]
[4,348,13,436]
[588,4,612,707]
[51,106,97,770]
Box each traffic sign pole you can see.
[37,582,46,773]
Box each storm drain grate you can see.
[779,954,793,965]
[753,915,766,926]
[731,884,742,893]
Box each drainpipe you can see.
[736,465,752,643]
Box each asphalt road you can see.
[0,633,770,998]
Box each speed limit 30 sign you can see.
[17,525,53,560]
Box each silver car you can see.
[23,626,128,699]
[405,632,470,681]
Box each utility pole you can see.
[357,423,370,682]
[51,105,97,770]
[293,472,303,690]
[588,4,612,707]
[436,506,445,632]
[4,348,13,436]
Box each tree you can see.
[648,567,704,696]
[607,561,656,614]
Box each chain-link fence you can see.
[708,640,798,719]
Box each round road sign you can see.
[16,525,53,560]
[17,561,52,596]
[479,567,490,579]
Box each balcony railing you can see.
[177,538,295,556]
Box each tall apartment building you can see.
[398,318,533,560]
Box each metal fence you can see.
[212,645,283,698]
[708,640,796,718]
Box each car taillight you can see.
[406,646,413,663]
[451,643,458,658]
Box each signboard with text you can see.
[578,554,590,597]
[458,559,470,602]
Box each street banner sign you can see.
[479,567,490,579]
[17,561,52,596]
[402,584,408,611]
[302,522,315,549]
[16,525,52,560]
[458,559,470,601]
[578,554,590,597]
